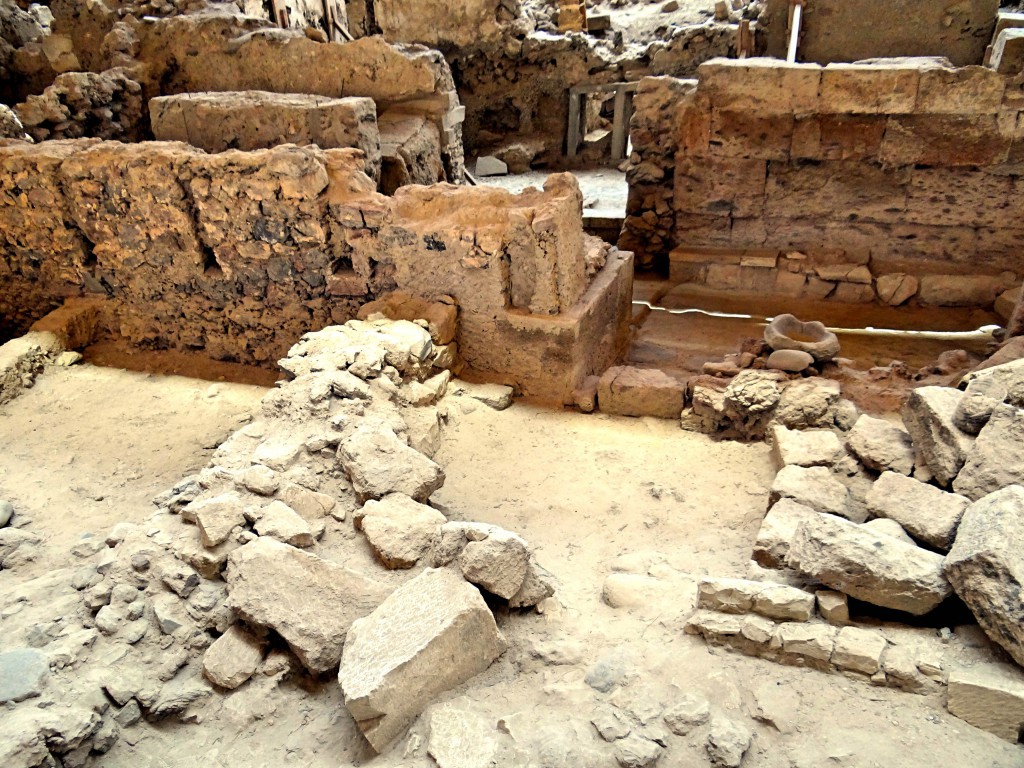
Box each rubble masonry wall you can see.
[621,58,1024,307]
[0,139,630,402]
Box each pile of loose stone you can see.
[0,311,557,766]
[687,349,1024,741]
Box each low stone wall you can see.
[0,139,630,402]
[622,58,1024,307]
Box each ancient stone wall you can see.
[622,58,1024,307]
[133,14,466,180]
[450,24,735,166]
[0,139,630,401]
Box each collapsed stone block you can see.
[953,404,1024,500]
[225,537,390,674]
[359,493,447,569]
[597,366,685,419]
[947,660,1024,742]
[901,387,975,487]
[339,568,504,752]
[770,465,858,521]
[769,424,843,469]
[945,485,1024,668]
[337,423,445,502]
[866,472,969,551]
[202,624,265,690]
[753,498,817,569]
[845,414,915,475]
[786,511,952,615]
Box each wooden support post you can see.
[567,89,582,159]
[610,87,629,162]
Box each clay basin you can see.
[764,314,841,362]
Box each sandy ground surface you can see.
[0,362,1021,767]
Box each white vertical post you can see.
[787,0,804,64]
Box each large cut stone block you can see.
[698,58,822,115]
[225,537,390,674]
[945,485,1024,668]
[770,465,858,521]
[787,511,952,615]
[901,387,975,487]
[953,404,1024,501]
[866,472,969,551]
[150,91,381,181]
[598,366,685,419]
[818,63,919,114]
[879,114,1010,167]
[947,660,1024,742]
[339,568,504,752]
[845,415,915,475]
[337,423,445,502]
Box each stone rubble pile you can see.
[0,314,556,765]
[682,349,1024,741]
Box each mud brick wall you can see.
[0,139,630,401]
[622,58,1024,307]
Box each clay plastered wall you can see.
[762,0,998,67]
[0,140,629,400]
[622,58,1024,307]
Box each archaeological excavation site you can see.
[5,0,1024,766]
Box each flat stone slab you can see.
[0,648,48,703]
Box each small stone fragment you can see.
[706,717,752,767]
[202,625,266,690]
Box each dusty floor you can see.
[1,362,1021,766]
[478,168,628,218]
